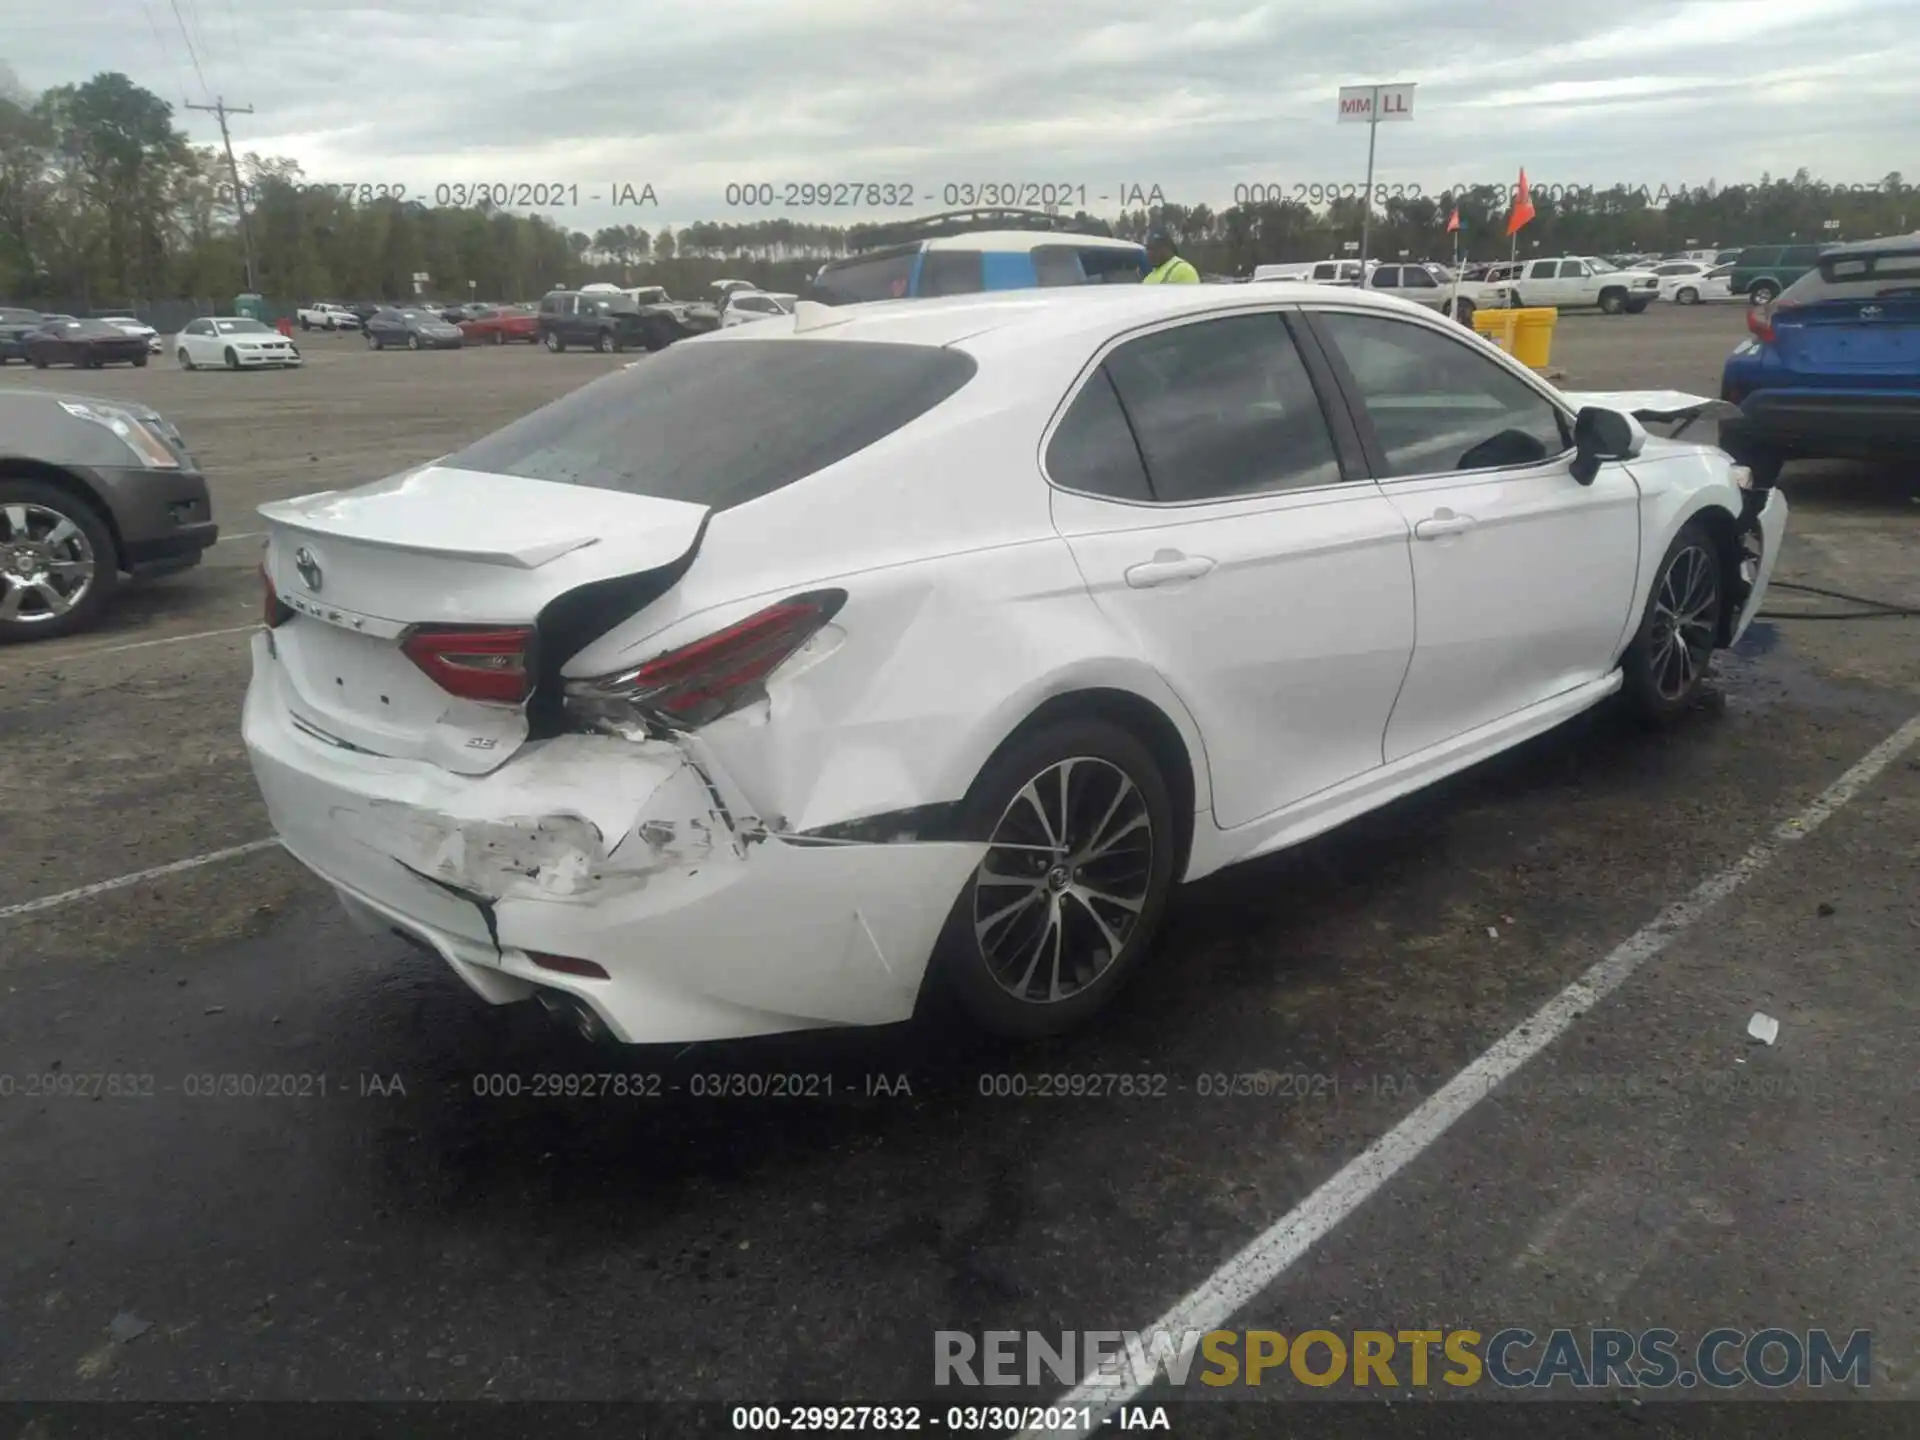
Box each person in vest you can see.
[1142,230,1200,284]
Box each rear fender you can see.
[599,541,1213,843]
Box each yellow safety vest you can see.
[1144,257,1200,284]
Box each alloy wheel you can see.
[0,502,96,627]
[971,756,1154,1004]
[1648,544,1718,702]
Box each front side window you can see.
[1314,311,1570,478]
[1400,267,1438,289]
[1101,313,1343,503]
[1370,266,1402,288]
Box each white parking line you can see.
[214,531,265,543]
[58,623,259,658]
[1024,709,1920,1436]
[0,838,282,922]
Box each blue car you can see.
[1719,233,1920,485]
[810,213,1148,305]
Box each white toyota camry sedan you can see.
[243,285,1787,1046]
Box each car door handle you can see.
[1124,552,1216,588]
[1414,510,1477,540]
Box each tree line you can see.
[4,70,1915,312]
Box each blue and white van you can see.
[809,229,1150,305]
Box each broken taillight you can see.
[261,564,292,629]
[565,589,845,731]
[401,626,536,705]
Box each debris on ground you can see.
[1746,1012,1780,1046]
[108,1312,153,1343]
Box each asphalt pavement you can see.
[1,309,1915,1435]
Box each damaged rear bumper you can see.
[242,635,985,1043]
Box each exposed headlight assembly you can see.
[57,400,181,469]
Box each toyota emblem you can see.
[294,546,323,592]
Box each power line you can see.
[136,0,196,102]
[166,0,210,99]
[185,97,257,293]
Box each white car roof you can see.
[710,283,1422,354]
[920,230,1145,254]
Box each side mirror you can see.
[1569,405,1646,485]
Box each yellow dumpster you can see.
[1471,307,1557,369]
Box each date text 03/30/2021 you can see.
[213,181,658,207]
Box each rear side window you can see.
[920,249,984,296]
[445,340,977,511]
[1783,246,1822,265]
[1047,370,1151,501]
[1739,247,1781,267]
[1103,314,1344,502]
[811,250,918,305]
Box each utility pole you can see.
[186,98,258,292]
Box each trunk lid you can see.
[260,465,707,773]
[1770,295,1920,380]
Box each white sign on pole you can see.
[1342,241,1359,253]
[1337,83,1416,124]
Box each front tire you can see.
[1599,289,1626,315]
[1621,521,1724,722]
[0,479,119,643]
[133,353,148,367]
[177,347,194,370]
[929,719,1177,1039]
[224,347,239,370]
[1676,287,1699,305]
[301,318,312,331]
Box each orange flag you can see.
[1446,207,1460,233]
[1506,169,1535,235]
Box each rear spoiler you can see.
[1559,389,1741,439]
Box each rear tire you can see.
[545,330,565,352]
[1750,281,1779,305]
[0,478,119,643]
[595,329,614,353]
[133,353,148,367]
[929,718,1177,1040]
[1621,520,1724,723]
[301,317,312,331]
[1452,299,1475,325]
[492,328,505,345]
[407,333,420,351]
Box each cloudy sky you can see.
[12,0,1919,229]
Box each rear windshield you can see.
[810,249,918,305]
[1786,249,1920,301]
[445,339,978,510]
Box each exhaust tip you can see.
[535,989,612,1046]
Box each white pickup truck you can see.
[296,302,360,331]
[1504,256,1662,314]
[1358,262,1513,322]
